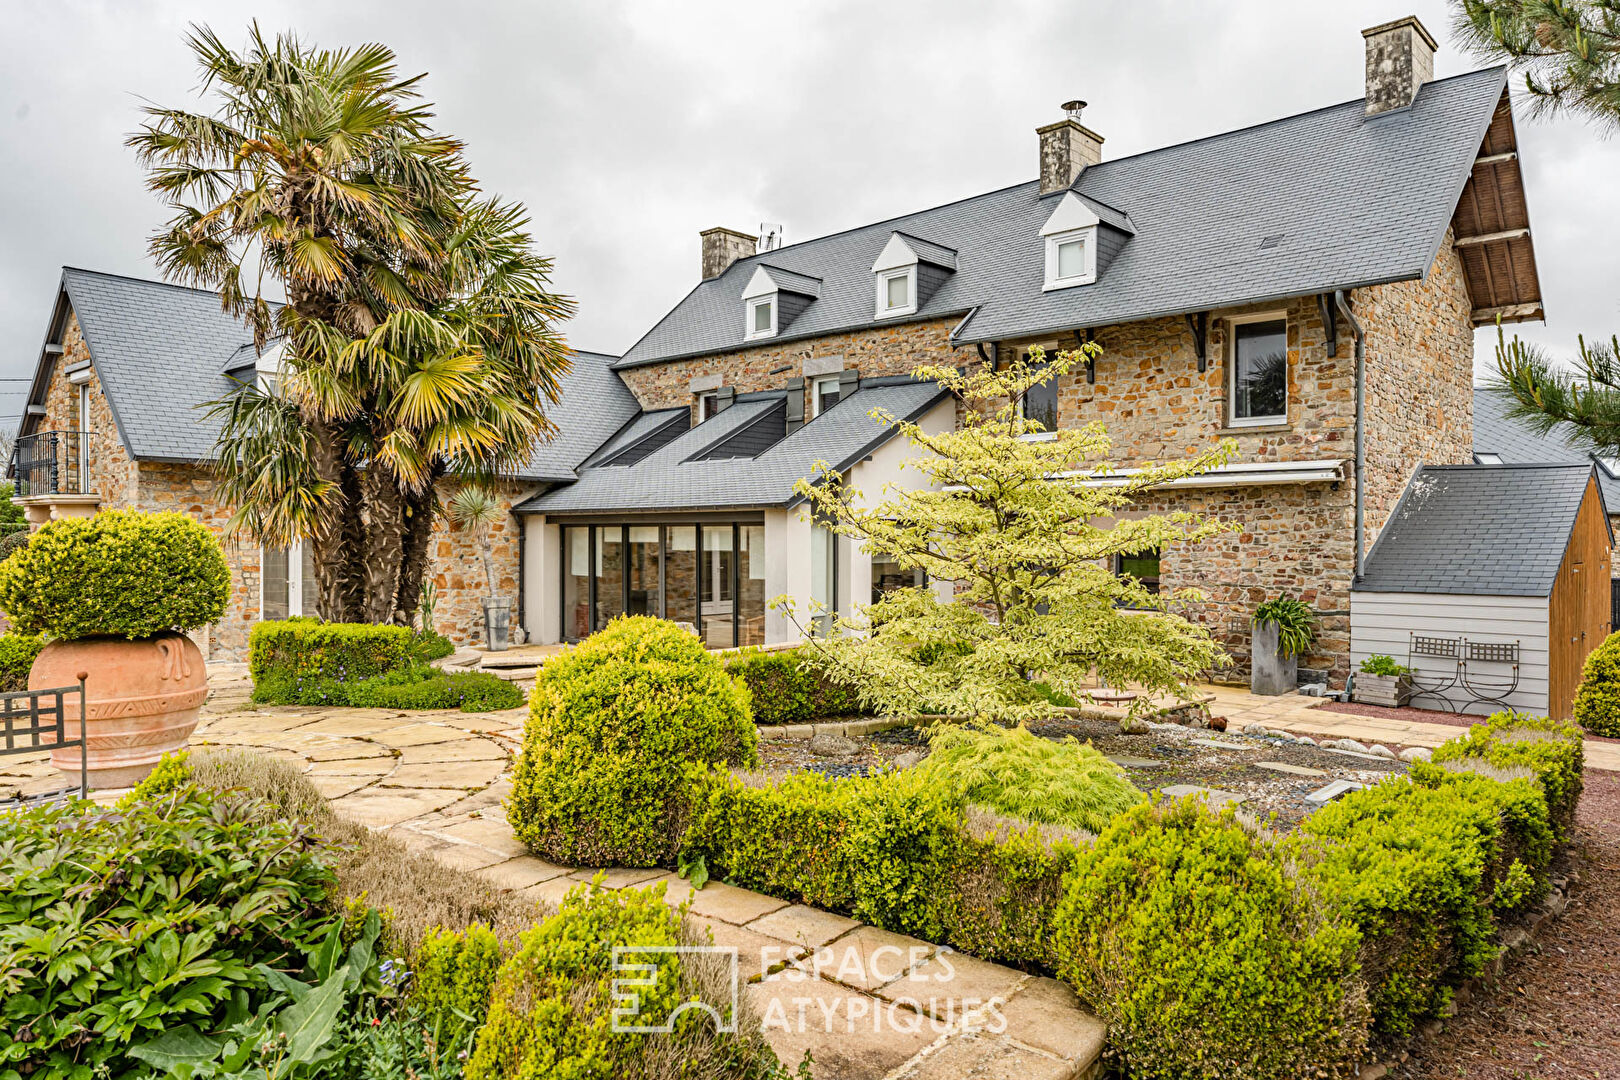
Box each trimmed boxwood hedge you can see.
[0,632,43,692]
[1573,629,1620,736]
[250,619,418,691]
[0,510,229,640]
[723,646,869,724]
[1431,710,1585,841]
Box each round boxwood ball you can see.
[507,616,757,867]
[0,510,230,640]
[1573,630,1620,737]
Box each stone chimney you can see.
[1037,100,1104,195]
[700,227,758,280]
[1363,16,1437,116]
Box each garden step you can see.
[1105,755,1165,769]
[1190,738,1252,751]
[1158,784,1246,808]
[478,652,547,670]
[1254,761,1327,778]
[1305,779,1365,805]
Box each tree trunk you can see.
[359,468,407,625]
[395,480,438,627]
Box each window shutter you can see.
[837,369,860,401]
[785,377,806,433]
[716,386,736,412]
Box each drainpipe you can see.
[1333,289,1366,581]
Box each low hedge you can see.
[0,510,229,640]
[255,663,523,712]
[1573,629,1620,736]
[1430,710,1584,842]
[724,646,870,724]
[0,632,43,692]
[1053,798,1368,1080]
[250,619,419,690]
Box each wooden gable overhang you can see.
[1452,88,1544,327]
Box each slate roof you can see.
[23,268,635,483]
[1353,463,1605,597]
[1472,385,1620,508]
[517,376,950,514]
[617,67,1507,369]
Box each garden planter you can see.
[1354,672,1412,708]
[30,633,208,789]
[482,597,511,652]
[1250,621,1297,696]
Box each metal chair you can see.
[0,677,89,805]
[1407,633,1463,712]
[1458,639,1521,715]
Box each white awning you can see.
[1063,459,1349,489]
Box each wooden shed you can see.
[1350,463,1612,718]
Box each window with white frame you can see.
[1227,315,1288,426]
[876,267,916,318]
[1043,229,1095,290]
[695,391,719,423]
[810,375,842,418]
[746,295,776,340]
[262,539,317,620]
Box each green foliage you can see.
[507,616,758,866]
[1431,710,1585,841]
[1052,798,1368,1080]
[410,924,505,1046]
[250,620,417,695]
[117,749,194,808]
[0,785,337,1079]
[915,724,1146,832]
[0,484,24,526]
[1574,629,1620,735]
[256,662,522,712]
[1456,0,1620,130]
[0,510,229,640]
[1359,654,1412,677]
[786,348,1236,723]
[0,632,42,692]
[725,647,872,723]
[412,630,455,662]
[1252,595,1317,659]
[467,884,781,1080]
[1294,760,1553,1038]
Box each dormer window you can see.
[871,232,955,320]
[810,374,842,418]
[746,296,776,340]
[1039,192,1101,290]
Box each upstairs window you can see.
[1002,348,1059,436]
[877,267,916,318]
[746,296,776,340]
[695,391,719,423]
[1228,316,1288,426]
[1114,549,1161,595]
[810,375,842,418]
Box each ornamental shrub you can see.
[0,632,43,691]
[0,786,336,1079]
[1432,711,1584,841]
[507,616,757,866]
[725,646,872,723]
[0,510,228,639]
[411,924,505,1046]
[466,884,781,1080]
[1052,798,1369,1080]
[915,724,1146,832]
[250,619,417,689]
[1574,629,1620,735]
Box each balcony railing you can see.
[11,430,96,498]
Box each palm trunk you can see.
[360,468,407,624]
[394,480,438,626]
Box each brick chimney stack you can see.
[1037,100,1104,196]
[1363,16,1438,116]
[700,227,758,280]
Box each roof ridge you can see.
[62,265,251,302]
[1423,461,1593,472]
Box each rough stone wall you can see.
[1357,232,1476,551]
[423,480,539,648]
[36,312,139,508]
[615,317,962,418]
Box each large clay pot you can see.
[30,633,208,789]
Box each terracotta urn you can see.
[30,633,208,789]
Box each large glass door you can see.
[626,526,662,617]
[699,524,736,649]
[594,527,625,631]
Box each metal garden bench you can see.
[1407,633,1463,712]
[1458,639,1521,715]
[0,677,89,805]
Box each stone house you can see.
[14,17,1547,683]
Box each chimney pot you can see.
[1037,103,1103,196]
[700,227,759,280]
[1363,16,1438,116]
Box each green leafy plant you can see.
[1431,710,1585,841]
[1358,654,1411,677]
[0,785,336,1079]
[677,851,711,890]
[408,924,505,1048]
[507,615,758,866]
[725,647,872,724]
[418,578,440,634]
[250,620,418,697]
[447,486,504,598]
[1252,595,1316,659]
[914,724,1145,832]
[1053,798,1368,1079]
[1573,629,1620,735]
[0,510,229,640]
[0,632,42,692]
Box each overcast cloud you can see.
[2,0,1617,428]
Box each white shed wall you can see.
[1350,591,1549,715]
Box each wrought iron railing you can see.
[10,430,96,497]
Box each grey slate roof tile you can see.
[1353,463,1601,597]
[617,68,1506,369]
[1472,386,1620,508]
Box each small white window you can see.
[1043,228,1096,290]
[1475,453,1504,465]
[696,391,719,423]
[875,268,916,318]
[746,296,776,340]
[810,375,842,418]
[1227,315,1288,426]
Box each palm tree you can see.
[445,485,502,599]
[129,24,573,624]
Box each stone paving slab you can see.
[1159,784,1245,808]
[1254,761,1327,777]
[747,905,863,950]
[688,880,793,925]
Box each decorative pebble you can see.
[1398,746,1432,763]
[1368,744,1398,760]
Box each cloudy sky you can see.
[2,0,1617,429]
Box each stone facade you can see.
[423,480,536,648]
[37,315,139,509]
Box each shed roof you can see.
[1472,386,1620,508]
[1353,463,1606,597]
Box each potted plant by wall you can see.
[1354,653,1413,707]
[447,485,510,651]
[0,510,229,788]
[1250,595,1316,696]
